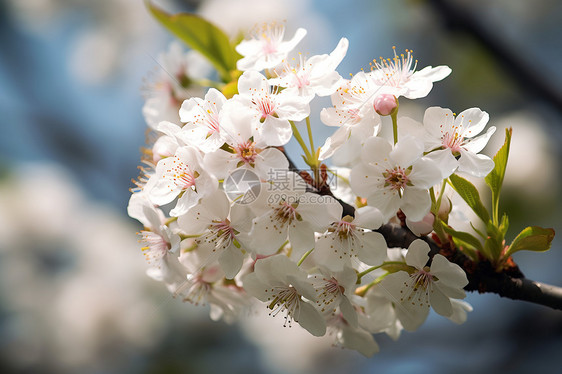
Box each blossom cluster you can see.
[128,23,499,356]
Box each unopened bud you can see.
[373,94,398,116]
[438,196,452,222]
[406,212,435,236]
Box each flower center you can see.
[267,285,301,327]
[177,275,212,306]
[372,47,417,87]
[200,220,237,251]
[334,220,356,239]
[399,267,435,308]
[315,276,345,313]
[254,22,284,57]
[253,96,277,121]
[442,130,464,154]
[139,231,169,265]
[383,166,411,192]
[273,202,299,225]
[165,157,198,191]
[235,140,258,164]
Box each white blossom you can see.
[269,37,348,101]
[144,146,218,216]
[236,23,307,71]
[242,255,326,336]
[313,206,387,272]
[380,240,469,331]
[350,136,442,222]
[231,70,310,146]
[423,106,496,177]
[369,47,451,100]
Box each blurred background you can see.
[1,0,562,373]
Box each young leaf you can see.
[440,224,480,261]
[485,127,512,224]
[485,220,504,261]
[448,173,490,223]
[146,1,240,82]
[441,224,484,252]
[505,226,555,257]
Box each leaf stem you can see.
[356,261,406,281]
[391,110,399,145]
[290,121,312,161]
[306,117,315,156]
[297,248,314,266]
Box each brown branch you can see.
[380,222,562,311]
[278,148,562,310]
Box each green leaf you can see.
[146,1,240,82]
[485,127,512,224]
[485,220,504,261]
[441,224,483,252]
[505,226,555,257]
[449,173,490,223]
[499,213,509,237]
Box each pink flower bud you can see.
[406,212,435,236]
[373,94,398,116]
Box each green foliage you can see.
[447,129,554,268]
[485,127,512,224]
[440,223,480,260]
[505,226,555,257]
[146,1,241,82]
[485,220,504,261]
[448,173,490,223]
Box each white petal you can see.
[258,116,293,146]
[296,301,326,337]
[400,187,431,222]
[423,106,454,140]
[318,125,351,160]
[242,272,269,301]
[409,157,443,189]
[405,239,430,269]
[254,147,289,178]
[457,149,495,177]
[435,282,466,299]
[339,296,358,327]
[361,136,392,164]
[430,254,469,289]
[219,246,245,279]
[249,212,289,256]
[463,126,496,154]
[357,231,387,266]
[429,285,453,317]
[353,206,384,229]
[288,222,316,258]
[204,148,239,178]
[238,71,268,96]
[156,120,182,137]
[349,163,384,198]
[170,189,201,216]
[456,107,489,139]
[390,136,424,167]
[366,189,401,223]
[414,65,451,82]
[297,193,341,230]
[447,299,473,324]
[379,272,429,332]
[281,28,307,54]
[339,325,379,357]
[425,149,458,179]
[312,234,348,272]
